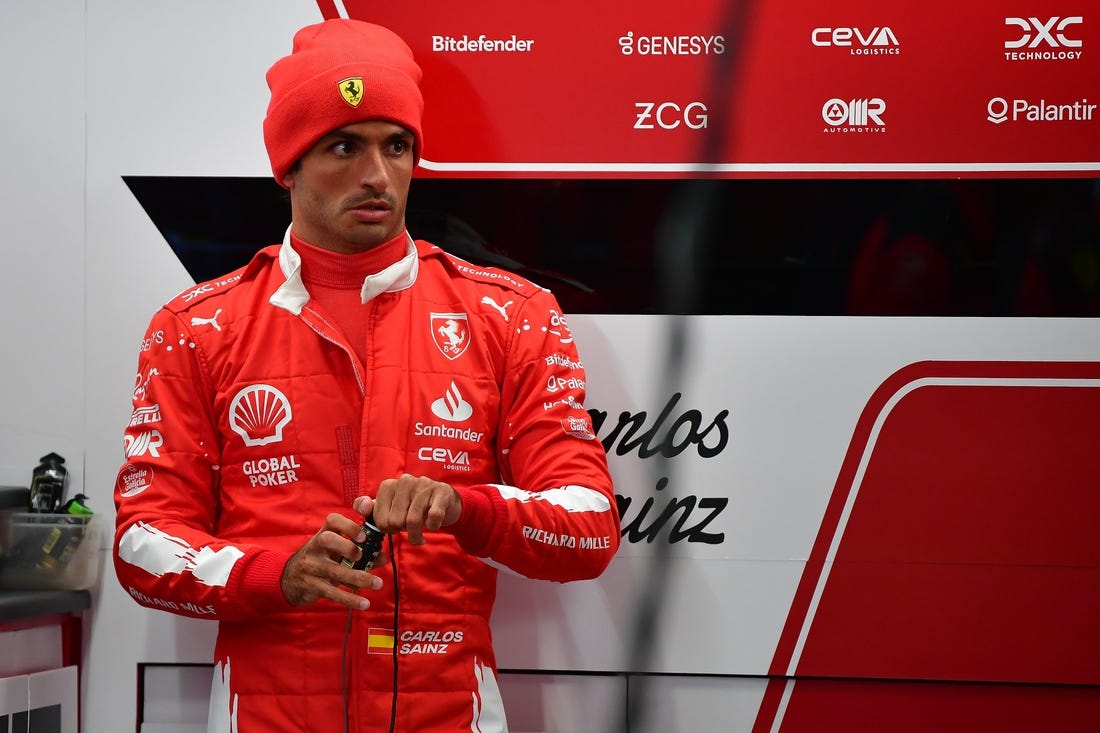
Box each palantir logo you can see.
[986,95,1097,123]
[987,97,1009,124]
[229,384,292,447]
[431,381,474,422]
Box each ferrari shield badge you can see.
[339,77,364,107]
[431,313,470,360]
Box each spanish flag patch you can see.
[368,628,395,655]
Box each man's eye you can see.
[332,141,354,155]
[390,140,409,155]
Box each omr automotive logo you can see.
[987,96,1097,123]
[822,98,886,133]
[812,26,900,56]
[1004,16,1084,61]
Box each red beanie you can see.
[263,19,424,186]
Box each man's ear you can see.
[282,171,295,188]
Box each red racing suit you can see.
[113,232,619,732]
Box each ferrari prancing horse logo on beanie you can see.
[339,77,364,107]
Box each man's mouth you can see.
[349,200,392,222]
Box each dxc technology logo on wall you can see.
[1004,16,1084,61]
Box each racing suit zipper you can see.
[300,306,367,508]
[300,305,367,395]
[301,303,400,731]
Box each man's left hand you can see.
[359,474,463,545]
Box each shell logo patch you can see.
[229,384,292,447]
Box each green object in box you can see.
[60,493,93,516]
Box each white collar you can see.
[269,226,419,314]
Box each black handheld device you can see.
[340,519,384,571]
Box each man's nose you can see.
[358,147,390,191]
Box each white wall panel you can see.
[0,2,86,493]
[632,675,770,733]
[498,672,626,733]
[142,666,213,729]
[0,627,62,678]
[28,666,78,733]
[80,5,324,732]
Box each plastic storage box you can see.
[0,512,100,590]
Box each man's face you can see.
[283,120,415,254]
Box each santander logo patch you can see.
[431,381,473,422]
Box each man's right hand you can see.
[280,512,384,610]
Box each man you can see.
[113,19,619,733]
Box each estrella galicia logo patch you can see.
[339,77,363,107]
[431,312,470,360]
[117,464,155,498]
[561,415,596,440]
